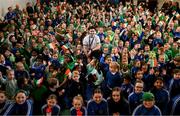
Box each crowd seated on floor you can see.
[0,0,179,115]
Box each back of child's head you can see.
[48,78,58,88]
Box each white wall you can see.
[0,0,36,19]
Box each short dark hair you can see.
[88,26,96,30]
[93,88,102,95]
[155,77,164,82]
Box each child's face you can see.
[109,63,117,73]
[105,57,112,64]
[0,93,6,103]
[53,54,58,60]
[15,92,27,104]
[72,75,80,82]
[7,71,15,80]
[154,80,163,89]
[159,56,165,63]
[135,71,143,79]
[174,72,180,80]
[93,93,103,104]
[47,99,57,107]
[135,83,143,94]
[73,99,82,110]
[112,91,120,102]
[143,100,155,109]
[103,47,109,54]
[0,55,5,63]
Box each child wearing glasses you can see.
[128,80,144,113]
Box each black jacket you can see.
[107,98,130,115]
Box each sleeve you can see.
[124,101,130,115]
[87,101,95,115]
[128,94,134,113]
[96,36,101,45]
[83,107,87,116]
[83,36,88,46]
[132,105,142,116]
[100,56,105,65]
[104,101,109,115]
[26,100,33,116]
[0,76,7,84]
[54,105,61,115]
[155,106,162,116]
[41,105,46,115]
[107,100,113,115]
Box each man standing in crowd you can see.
[83,26,101,60]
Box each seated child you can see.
[87,88,109,115]
[0,90,10,115]
[41,94,61,115]
[4,90,33,115]
[70,95,87,116]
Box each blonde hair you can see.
[72,70,79,77]
[110,61,120,71]
[73,95,84,105]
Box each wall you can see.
[0,0,36,19]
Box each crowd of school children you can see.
[0,0,179,115]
